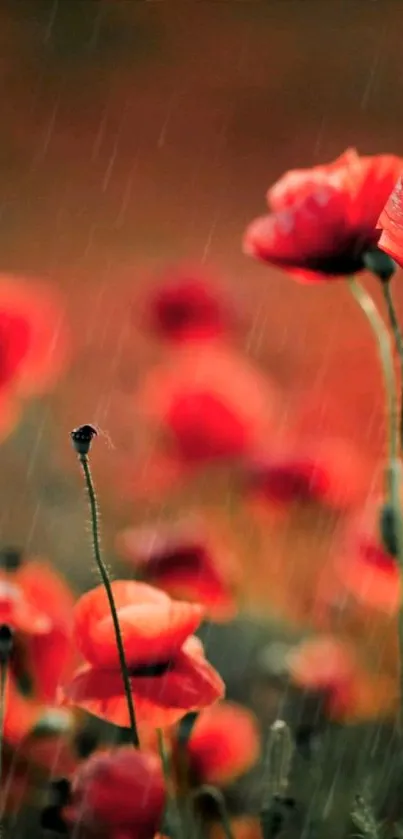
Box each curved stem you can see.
[348,278,399,483]
[348,278,403,730]
[194,787,235,839]
[0,660,7,836]
[382,280,403,451]
[78,454,139,748]
[157,729,186,839]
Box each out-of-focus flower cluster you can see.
[2,147,403,839]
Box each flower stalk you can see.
[381,279,403,451]
[0,625,13,836]
[71,425,140,749]
[347,280,403,731]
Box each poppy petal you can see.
[63,637,224,730]
[245,150,403,282]
[0,278,69,396]
[0,578,52,635]
[186,701,260,784]
[75,582,204,668]
[378,175,403,267]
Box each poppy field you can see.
[1,144,403,839]
[2,3,403,839]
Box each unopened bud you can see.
[363,248,396,282]
[0,547,23,571]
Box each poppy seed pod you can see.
[70,424,98,456]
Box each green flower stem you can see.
[382,280,403,451]
[348,278,403,731]
[193,786,235,839]
[78,453,139,749]
[0,659,7,836]
[157,728,186,839]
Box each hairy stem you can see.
[79,454,139,748]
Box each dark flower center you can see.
[252,463,328,504]
[146,545,207,578]
[161,299,199,329]
[129,660,174,678]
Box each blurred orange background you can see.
[0,0,401,632]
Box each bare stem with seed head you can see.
[70,425,139,749]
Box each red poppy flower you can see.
[378,175,403,267]
[243,149,403,283]
[167,389,253,463]
[183,702,260,785]
[323,499,400,615]
[147,266,231,343]
[63,582,225,731]
[140,344,279,467]
[117,522,239,622]
[4,674,76,776]
[0,555,75,706]
[0,277,69,439]
[64,747,165,839]
[0,277,68,396]
[247,438,366,511]
[16,558,76,701]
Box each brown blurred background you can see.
[0,0,402,609]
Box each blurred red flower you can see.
[0,554,76,780]
[286,637,357,719]
[378,175,403,267]
[286,636,397,723]
[147,266,232,343]
[117,522,239,622]
[4,676,76,775]
[183,701,260,785]
[246,438,366,511]
[321,499,399,615]
[139,344,279,467]
[1,556,76,703]
[243,148,403,283]
[64,747,165,839]
[0,556,77,809]
[167,389,251,463]
[0,277,69,438]
[63,582,225,731]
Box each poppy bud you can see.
[0,547,23,571]
[31,709,73,739]
[0,624,13,662]
[363,248,396,282]
[70,424,98,456]
[379,501,400,558]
